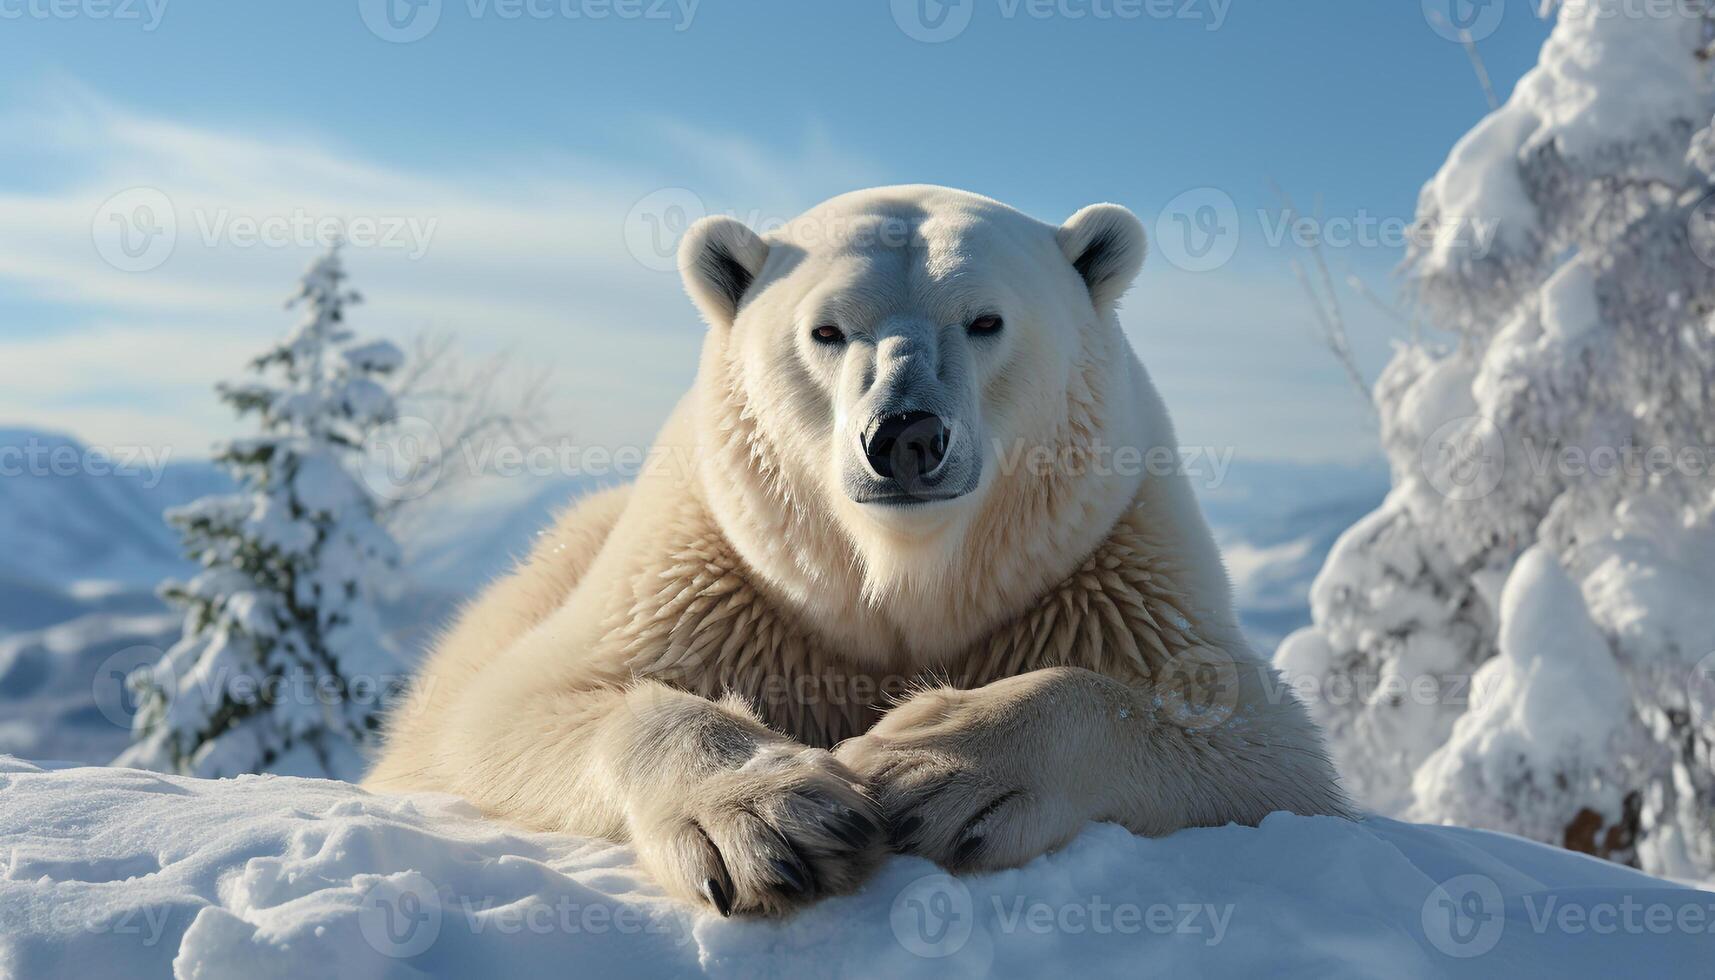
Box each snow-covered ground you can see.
[3,755,1710,979]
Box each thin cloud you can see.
[0,80,882,456]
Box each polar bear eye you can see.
[966,314,1003,337]
[811,324,846,345]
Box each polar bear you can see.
[367,185,1346,917]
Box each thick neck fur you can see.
[690,310,1156,669]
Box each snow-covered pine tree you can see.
[1278,1,1715,880]
[119,245,408,780]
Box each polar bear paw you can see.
[631,745,886,917]
[836,682,1092,873]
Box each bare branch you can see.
[1460,29,1501,111]
[1271,183,1376,413]
[379,330,567,525]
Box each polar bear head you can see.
[678,186,1162,648]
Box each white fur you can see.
[367,186,1347,918]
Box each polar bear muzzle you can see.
[848,404,977,506]
[861,410,949,487]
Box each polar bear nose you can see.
[862,411,951,484]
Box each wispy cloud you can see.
[0,80,882,456]
[0,79,1387,465]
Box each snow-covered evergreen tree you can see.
[1279,1,1715,880]
[119,246,408,780]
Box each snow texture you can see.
[1,756,1711,979]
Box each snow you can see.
[1410,547,1633,842]
[1538,257,1602,344]
[1516,2,1712,163]
[1,756,1711,979]
[1418,100,1542,267]
[1409,1,1713,328]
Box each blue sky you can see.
[0,0,1553,463]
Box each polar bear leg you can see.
[434,669,888,917]
[837,663,1350,872]
[366,486,631,793]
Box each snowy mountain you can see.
[0,429,228,597]
[0,611,177,766]
[2,755,1709,979]
[1198,458,1389,653]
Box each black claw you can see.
[846,808,880,839]
[703,876,732,917]
[952,835,984,866]
[824,814,871,849]
[769,857,810,895]
[892,814,923,846]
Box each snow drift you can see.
[1,756,1710,979]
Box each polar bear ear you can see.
[1057,203,1146,313]
[678,215,769,328]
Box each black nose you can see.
[863,411,950,484]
